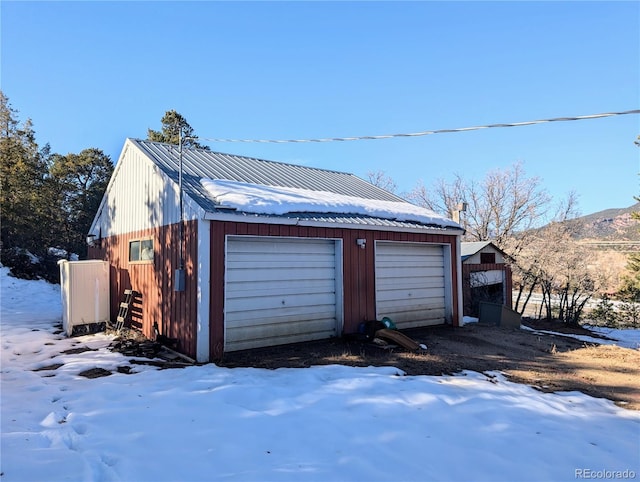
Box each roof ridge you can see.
[129,137,417,207]
[131,138,354,176]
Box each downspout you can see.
[175,130,186,292]
[455,234,463,327]
[453,202,466,327]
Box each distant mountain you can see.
[567,203,640,241]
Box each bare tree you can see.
[506,192,603,325]
[366,170,397,193]
[475,163,551,245]
[409,161,598,323]
[529,222,601,325]
[552,190,581,223]
[408,162,551,245]
[408,176,466,219]
[506,190,580,293]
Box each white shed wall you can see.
[59,260,110,336]
[87,139,209,361]
[465,247,505,264]
[470,269,504,287]
[90,140,203,237]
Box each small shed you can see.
[59,260,110,336]
[88,139,464,362]
[461,241,512,317]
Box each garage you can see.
[375,241,450,329]
[224,236,343,351]
[89,138,464,361]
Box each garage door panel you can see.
[228,239,333,256]
[228,317,337,338]
[375,267,444,280]
[380,299,445,312]
[375,287,446,303]
[227,321,337,352]
[382,303,444,314]
[375,242,447,329]
[225,237,340,352]
[227,306,335,328]
[226,292,336,313]
[379,255,442,270]
[227,252,335,266]
[376,276,444,290]
[388,301,445,313]
[226,316,337,352]
[391,309,446,327]
[227,265,335,283]
[226,279,336,299]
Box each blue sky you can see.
[2,1,639,215]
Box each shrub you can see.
[617,301,640,328]
[1,247,63,284]
[588,294,618,327]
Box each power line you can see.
[199,109,640,144]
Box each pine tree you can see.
[49,148,113,258]
[618,140,640,300]
[147,110,209,150]
[0,91,50,256]
[1,92,114,276]
[618,196,640,301]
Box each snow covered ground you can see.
[522,324,640,350]
[1,267,639,482]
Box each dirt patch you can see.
[57,321,637,409]
[32,363,64,372]
[37,328,192,380]
[78,367,112,379]
[61,346,97,355]
[110,338,164,358]
[218,320,640,410]
[108,330,194,368]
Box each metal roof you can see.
[289,213,454,231]
[130,139,459,231]
[460,241,503,261]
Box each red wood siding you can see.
[462,262,513,312]
[88,220,199,359]
[209,221,460,360]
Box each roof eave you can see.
[297,218,464,235]
[202,211,464,235]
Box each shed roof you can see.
[130,138,460,231]
[461,241,506,261]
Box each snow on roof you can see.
[200,179,461,228]
[460,241,494,258]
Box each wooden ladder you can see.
[115,289,134,331]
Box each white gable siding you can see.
[91,140,204,237]
[464,247,505,265]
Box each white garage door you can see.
[225,236,341,351]
[375,242,447,328]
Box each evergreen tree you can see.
[618,138,640,300]
[147,110,209,149]
[0,91,50,256]
[49,148,113,258]
[618,195,640,301]
[1,91,114,278]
